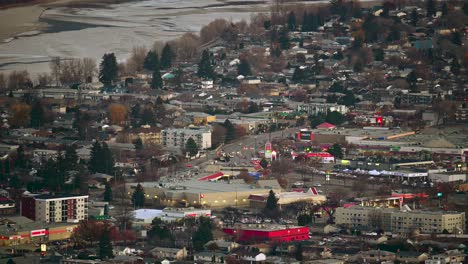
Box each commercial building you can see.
[223,224,309,243]
[335,206,465,235]
[127,179,282,209]
[21,194,89,223]
[0,196,16,216]
[162,126,212,149]
[0,216,77,247]
[133,207,211,225]
[248,188,326,208]
[297,103,348,116]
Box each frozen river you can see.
[0,0,381,77]
[0,0,269,76]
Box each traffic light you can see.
[437,192,443,197]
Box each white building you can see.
[162,127,212,149]
[297,103,348,115]
[201,80,214,89]
[160,207,211,222]
[21,194,88,223]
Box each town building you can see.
[0,196,16,216]
[223,224,309,243]
[248,188,326,208]
[127,179,282,209]
[161,126,212,149]
[0,216,77,247]
[297,102,348,116]
[21,194,89,223]
[335,206,465,235]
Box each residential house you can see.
[149,247,188,261]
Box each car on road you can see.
[313,183,322,187]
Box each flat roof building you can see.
[335,206,465,235]
[21,194,88,223]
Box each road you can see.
[221,127,298,158]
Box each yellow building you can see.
[335,206,465,235]
[128,179,282,209]
[187,112,216,125]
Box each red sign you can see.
[31,229,47,237]
[265,142,272,151]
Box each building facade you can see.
[21,194,89,223]
[162,127,212,149]
[335,206,465,235]
[297,103,348,116]
[223,225,309,243]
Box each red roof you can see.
[198,172,224,181]
[316,122,336,129]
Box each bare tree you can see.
[82,57,97,83]
[126,46,148,74]
[7,70,30,90]
[199,18,230,43]
[169,33,201,61]
[36,73,53,87]
[50,56,61,86]
[0,73,6,92]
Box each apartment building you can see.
[297,102,348,116]
[21,194,89,223]
[161,126,212,149]
[335,206,465,235]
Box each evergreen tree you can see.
[103,182,113,202]
[99,53,118,86]
[89,141,102,174]
[98,229,114,259]
[373,48,384,61]
[160,43,174,69]
[327,143,343,159]
[223,119,236,143]
[141,107,156,125]
[451,31,462,46]
[185,137,199,158]
[104,204,110,216]
[441,2,448,17]
[287,11,297,31]
[426,0,436,18]
[192,217,213,251]
[259,158,269,169]
[133,137,143,150]
[362,14,378,43]
[197,50,214,79]
[263,190,279,218]
[30,100,46,128]
[248,102,259,113]
[143,51,159,71]
[387,25,400,42]
[151,67,163,89]
[132,183,145,208]
[292,67,305,83]
[325,111,345,125]
[237,58,252,76]
[64,145,79,170]
[101,143,115,175]
[450,58,461,75]
[301,11,309,32]
[340,90,357,106]
[295,243,303,261]
[406,70,418,90]
[89,141,114,175]
[411,9,418,26]
[278,28,290,50]
[15,145,27,169]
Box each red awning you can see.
[198,172,224,181]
